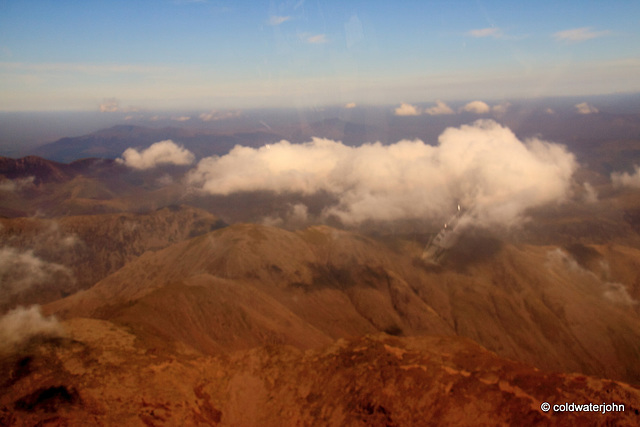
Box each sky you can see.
[0,0,639,111]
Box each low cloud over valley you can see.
[187,120,577,229]
[611,165,640,189]
[0,305,64,353]
[0,247,74,299]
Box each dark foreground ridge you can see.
[2,321,639,426]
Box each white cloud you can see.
[553,27,610,42]
[0,305,64,353]
[462,100,490,114]
[296,32,328,44]
[99,97,139,113]
[603,282,636,306]
[344,102,357,109]
[0,247,73,297]
[268,15,291,26]
[171,116,191,122]
[261,203,310,228]
[611,165,640,189]
[546,249,636,306]
[575,102,598,114]
[468,28,502,38]
[0,176,34,192]
[199,110,241,121]
[394,103,420,116]
[306,34,328,44]
[117,140,195,170]
[2,220,81,254]
[545,108,556,115]
[307,34,328,44]
[99,98,119,112]
[546,247,584,273]
[187,120,577,228]
[425,100,454,115]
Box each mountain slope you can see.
[0,205,225,311]
[46,223,640,385]
[32,125,286,163]
[32,125,191,163]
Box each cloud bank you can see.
[117,140,195,170]
[468,28,502,38]
[611,165,640,189]
[99,98,119,113]
[261,203,310,228]
[575,102,599,114]
[0,247,73,297]
[425,100,454,115]
[395,100,500,117]
[0,305,64,353]
[306,34,327,44]
[462,101,491,114]
[546,248,636,305]
[99,98,139,113]
[0,176,35,192]
[187,120,577,228]
[394,103,420,116]
[553,27,610,42]
[268,15,291,26]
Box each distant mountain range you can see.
[31,125,286,163]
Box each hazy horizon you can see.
[1,92,639,159]
[1,0,639,112]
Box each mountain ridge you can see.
[44,223,640,385]
[31,125,286,163]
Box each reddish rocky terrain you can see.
[43,224,640,387]
[2,319,639,426]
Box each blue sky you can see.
[0,0,639,111]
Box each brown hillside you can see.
[0,205,225,311]
[46,223,640,385]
